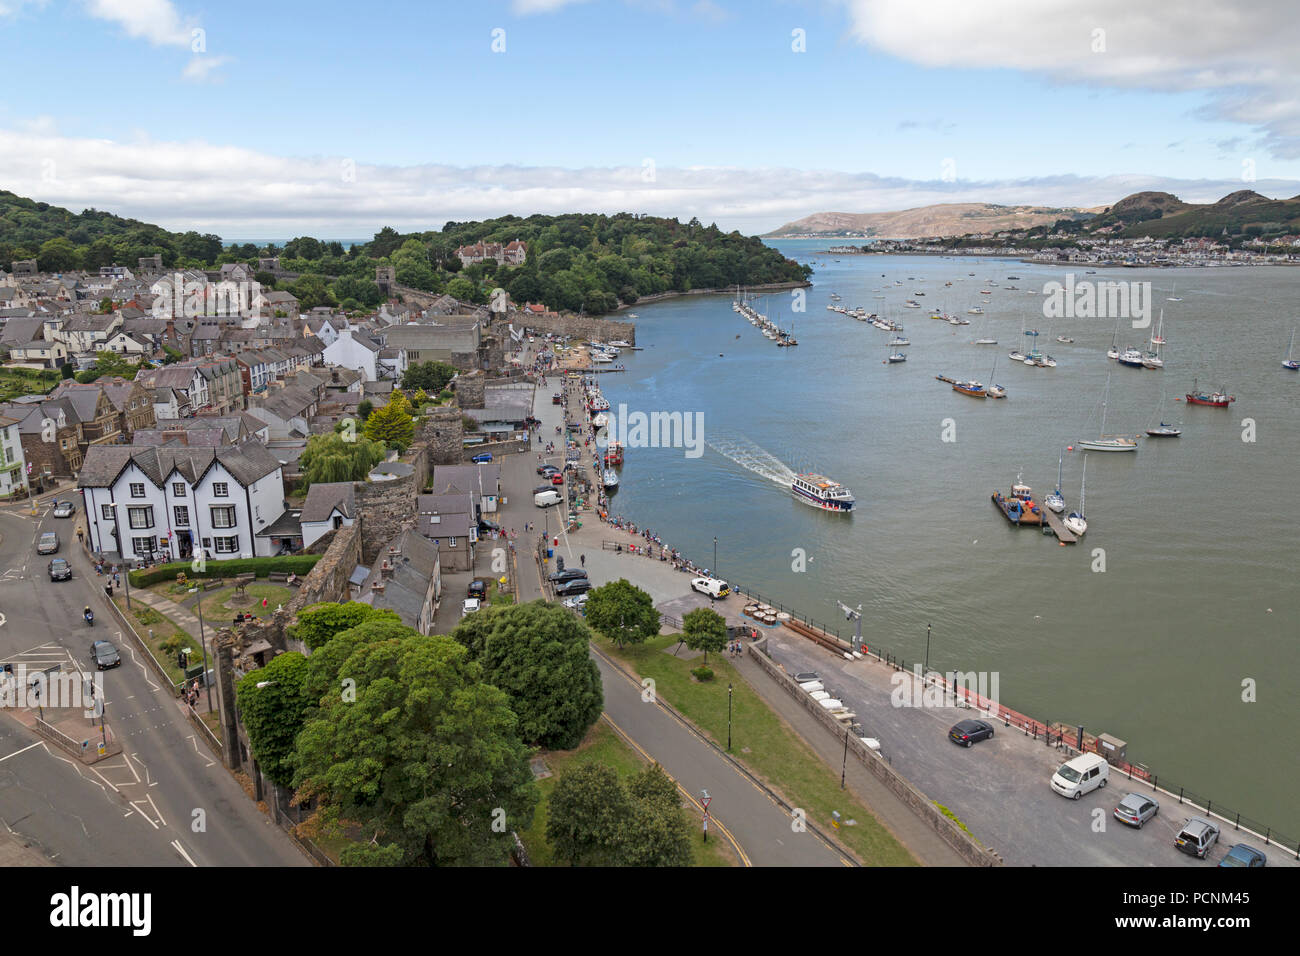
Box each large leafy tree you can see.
[75,350,140,383]
[235,651,311,787]
[363,392,415,450]
[451,601,602,749]
[681,607,727,662]
[302,617,415,703]
[292,631,539,867]
[584,578,660,648]
[621,763,693,867]
[297,431,386,489]
[401,361,457,394]
[291,601,402,652]
[545,763,628,866]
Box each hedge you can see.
[129,554,322,588]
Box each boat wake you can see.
[707,436,797,485]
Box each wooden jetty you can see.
[1039,506,1078,544]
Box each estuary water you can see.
[598,242,1300,837]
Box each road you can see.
[765,634,1297,868]
[0,502,308,867]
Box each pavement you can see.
[0,502,309,867]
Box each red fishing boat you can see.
[1185,378,1235,407]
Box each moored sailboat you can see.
[1076,373,1138,452]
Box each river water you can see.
[597,242,1300,838]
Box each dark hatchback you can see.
[554,578,592,597]
[89,640,121,670]
[48,557,73,581]
[948,718,995,747]
[467,579,487,600]
[548,568,588,584]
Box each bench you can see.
[200,579,224,592]
[267,571,301,587]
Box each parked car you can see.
[948,718,995,747]
[89,639,121,670]
[1174,818,1220,859]
[47,558,72,582]
[1218,844,1266,867]
[477,518,501,535]
[554,578,592,597]
[471,453,493,463]
[552,393,563,405]
[548,568,588,584]
[36,531,59,554]
[534,484,556,495]
[537,464,560,476]
[461,598,482,616]
[562,593,589,610]
[1113,792,1160,829]
[51,500,75,518]
[467,580,487,600]
[550,473,565,485]
[1050,752,1109,799]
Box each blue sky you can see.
[2,0,1299,238]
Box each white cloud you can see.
[182,54,230,83]
[2,126,1296,239]
[83,0,194,47]
[840,0,1300,157]
[511,0,593,14]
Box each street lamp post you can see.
[837,600,863,652]
[727,683,733,753]
[713,536,717,575]
[188,587,213,712]
[105,501,132,610]
[841,727,849,790]
[700,789,711,843]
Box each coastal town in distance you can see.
[1,0,1295,937]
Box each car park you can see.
[462,598,481,616]
[690,576,730,599]
[37,531,59,554]
[1218,843,1266,867]
[47,558,72,581]
[554,578,592,597]
[1113,792,1159,828]
[1174,817,1220,859]
[51,500,75,518]
[948,718,995,747]
[89,640,121,670]
[471,452,493,463]
[467,580,487,600]
[548,568,588,584]
[1049,752,1109,799]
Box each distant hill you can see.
[765,203,1096,239]
[1104,190,1300,239]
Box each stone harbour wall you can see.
[513,312,636,345]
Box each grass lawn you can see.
[0,368,59,403]
[487,577,514,606]
[115,597,205,686]
[603,633,918,866]
[148,582,294,624]
[518,720,737,867]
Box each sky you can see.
[3,0,1300,240]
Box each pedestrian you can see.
[76,526,84,546]
[580,553,585,567]
[104,581,113,599]
[114,572,121,589]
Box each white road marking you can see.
[0,741,42,763]
[145,793,166,827]
[171,839,197,867]
[130,801,160,829]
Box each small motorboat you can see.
[1145,423,1182,437]
[1056,335,1074,344]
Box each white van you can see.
[690,576,730,599]
[534,490,561,507]
[1050,752,1109,799]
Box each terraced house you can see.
[79,441,287,562]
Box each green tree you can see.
[357,399,373,421]
[545,763,629,866]
[445,276,476,302]
[291,601,402,652]
[401,361,457,393]
[681,607,727,662]
[584,578,660,648]
[297,431,386,489]
[451,601,602,749]
[37,237,80,272]
[76,350,140,382]
[292,632,539,867]
[621,763,693,867]
[235,651,311,787]
[363,393,415,450]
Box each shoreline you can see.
[614,280,809,313]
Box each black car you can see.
[948,718,995,747]
[467,579,487,600]
[554,578,592,597]
[548,568,588,584]
[89,640,121,670]
[48,557,72,581]
[477,518,501,535]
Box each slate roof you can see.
[300,482,356,523]
[78,440,283,489]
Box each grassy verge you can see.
[487,577,514,606]
[114,596,204,686]
[603,633,917,866]
[518,720,737,867]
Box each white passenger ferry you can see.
[791,473,855,514]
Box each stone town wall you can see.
[419,406,465,465]
[454,369,485,409]
[512,312,636,345]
